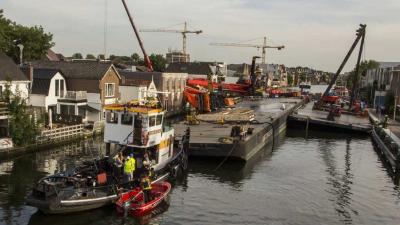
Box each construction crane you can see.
[121,0,153,71]
[140,22,202,55]
[315,24,366,110]
[210,37,284,64]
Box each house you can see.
[166,62,227,81]
[362,62,400,90]
[28,68,67,114]
[31,61,121,122]
[0,52,30,99]
[118,71,187,115]
[119,71,151,103]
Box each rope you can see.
[214,139,239,171]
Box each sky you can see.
[1,0,400,72]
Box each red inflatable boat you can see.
[116,182,171,217]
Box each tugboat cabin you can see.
[103,101,175,171]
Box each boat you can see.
[26,98,190,214]
[115,181,171,217]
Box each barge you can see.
[174,98,304,161]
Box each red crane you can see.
[121,0,153,71]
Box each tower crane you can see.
[210,37,284,64]
[140,22,202,56]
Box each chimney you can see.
[28,63,33,81]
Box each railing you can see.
[0,101,8,117]
[37,124,83,144]
[62,91,87,100]
[53,114,83,125]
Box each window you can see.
[121,113,133,125]
[60,80,64,97]
[55,80,59,96]
[156,114,163,125]
[149,116,156,127]
[105,83,115,97]
[106,111,118,124]
[78,107,86,118]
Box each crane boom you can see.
[121,0,153,71]
[140,22,202,55]
[210,37,284,64]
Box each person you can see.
[140,172,152,203]
[113,152,123,178]
[124,154,136,182]
[142,152,152,173]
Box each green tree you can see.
[86,54,96,59]
[287,73,293,86]
[1,79,38,146]
[149,54,166,72]
[385,90,395,117]
[98,54,105,60]
[0,10,54,63]
[72,53,83,59]
[131,53,142,65]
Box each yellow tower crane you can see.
[210,37,284,65]
[140,22,202,56]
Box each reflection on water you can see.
[318,138,356,224]
[1,130,400,225]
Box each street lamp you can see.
[17,43,24,66]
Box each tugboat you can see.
[26,99,190,214]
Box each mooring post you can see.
[305,116,310,139]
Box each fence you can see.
[37,124,83,144]
[53,114,83,125]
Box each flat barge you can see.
[288,102,371,134]
[174,98,304,161]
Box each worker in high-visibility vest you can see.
[124,154,136,182]
[140,172,152,203]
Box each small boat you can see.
[116,182,171,217]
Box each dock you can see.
[288,102,371,134]
[174,97,304,161]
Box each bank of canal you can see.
[1,130,400,225]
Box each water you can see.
[1,131,400,225]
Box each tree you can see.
[72,53,83,59]
[86,54,96,59]
[98,54,105,60]
[385,90,395,116]
[131,53,142,65]
[0,10,54,63]
[287,73,293,86]
[149,54,166,72]
[1,79,38,146]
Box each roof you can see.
[165,62,212,75]
[45,49,61,61]
[31,61,115,80]
[0,52,29,81]
[30,68,63,95]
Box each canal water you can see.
[1,130,400,225]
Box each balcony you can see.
[58,91,87,103]
[62,91,87,100]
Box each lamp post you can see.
[17,43,24,66]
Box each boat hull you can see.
[115,182,171,217]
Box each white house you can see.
[29,68,67,114]
[0,52,30,99]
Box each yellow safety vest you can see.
[124,159,131,174]
[141,177,151,190]
[130,157,136,172]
